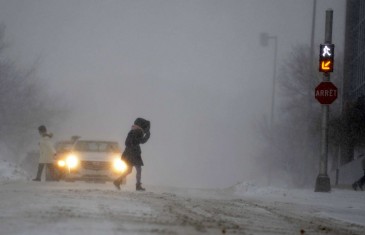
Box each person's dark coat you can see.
[122,127,150,166]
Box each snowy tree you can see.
[0,24,68,161]
[254,44,343,187]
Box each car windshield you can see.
[55,141,73,152]
[74,141,119,153]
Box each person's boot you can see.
[352,182,358,191]
[136,183,145,191]
[113,179,121,190]
[359,183,363,191]
[32,164,43,181]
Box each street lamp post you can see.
[260,33,278,129]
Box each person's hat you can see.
[134,118,150,132]
[38,125,47,133]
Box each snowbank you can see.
[230,181,365,226]
[329,157,364,185]
[230,181,290,197]
[0,159,29,181]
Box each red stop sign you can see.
[315,82,338,104]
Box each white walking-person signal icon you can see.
[322,46,332,57]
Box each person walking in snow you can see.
[352,156,365,191]
[113,118,150,191]
[32,125,57,181]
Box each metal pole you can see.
[270,36,278,129]
[315,9,333,192]
[310,0,317,65]
[336,62,344,186]
[335,154,340,185]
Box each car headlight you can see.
[66,155,78,168]
[57,160,66,167]
[113,158,127,172]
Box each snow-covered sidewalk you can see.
[229,182,365,227]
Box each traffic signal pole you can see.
[315,9,333,192]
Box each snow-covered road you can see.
[0,181,364,235]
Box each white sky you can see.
[0,0,346,188]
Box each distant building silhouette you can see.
[342,0,365,164]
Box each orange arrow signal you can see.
[321,61,331,70]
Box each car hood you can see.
[74,152,120,161]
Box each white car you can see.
[54,139,127,183]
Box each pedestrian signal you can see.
[319,44,334,73]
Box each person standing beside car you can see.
[113,118,150,191]
[32,125,57,181]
